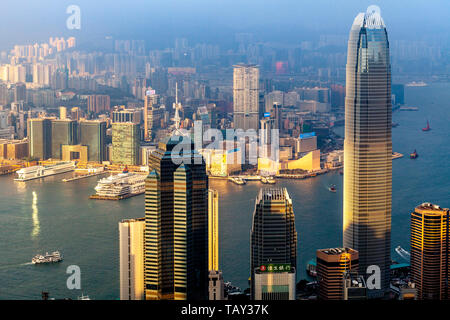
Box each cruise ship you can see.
[15,162,75,181]
[91,169,146,200]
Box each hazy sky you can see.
[0,0,449,50]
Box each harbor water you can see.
[0,83,449,299]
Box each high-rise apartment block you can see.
[233,64,259,131]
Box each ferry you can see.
[15,162,75,181]
[228,176,246,185]
[32,251,63,264]
[405,81,427,87]
[261,176,276,184]
[422,120,431,132]
[328,184,337,193]
[399,106,419,111]
[395,246,411,261]
[91,169,146,200]
[410,150,419,159]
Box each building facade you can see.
[250,188,297,300]
[316,247,359,300]
[119,218,145,300]
[111,122,140,166]
[144,135,208,300]
[343,5,392,297]
[410,203,450,300]
[233,64,259,131]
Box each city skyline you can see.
[0,1,449,308]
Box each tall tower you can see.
[144,136,208,300]
[343,5,392,297]
[233,64,259,131]
[410,203,450,300]
[208,189,219,271]
[119,218,145,300]
[250,188,297,300]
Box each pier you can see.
[89,191,144,201]
[62,171,108,182]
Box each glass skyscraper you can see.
[343,5,392,297]
[144,135,208,300]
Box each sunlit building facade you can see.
[410,203,450,300]
[343,6,392,297]
[119,218,145,300]
[316,247,359,300]
[144,136,208,300]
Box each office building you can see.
[112,108,141,124]
[27,118,52,160]
[411,203,450,300]
[119,218,145,300]
[144,92,162,140]
[145,135,208,300]
[316,248,359,300]
[233,64,259,131]
[250,188,297,300]
[253,265,296,300]
[79,120,106,162]
[343,5,392,297]
[51,119,78,160]
[111,122,140,165]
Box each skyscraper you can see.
[250,188,297,300]
[79,120,107,162]
[208,189,219,271]
[51,119,78,160]
[144,135,208,300]
[111,122,140,166]
[27,118,52,160]
[410,203,450,300]
[119,218,145,300]
[343,5,392,297]
[233,64,259,131]
[316,247,359,300]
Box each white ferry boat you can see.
[405,81,427,87]
[92,168,146,199]
[15,162,75,181]
[32,251,63,264]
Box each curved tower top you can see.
[352,5,386,29]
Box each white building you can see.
[119,218,145,300]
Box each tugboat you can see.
[32,251,63,264]
[410,150,419,159]
[422,120,431,131]
[328,184,337,193]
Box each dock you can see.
[89,191,144,201]
[62,171,108,182]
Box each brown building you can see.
[411,203,450,300]
[316,247,359,300]
[87,95,111,114]
[0,139,29,160]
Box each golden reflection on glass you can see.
[31,191,40,238]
